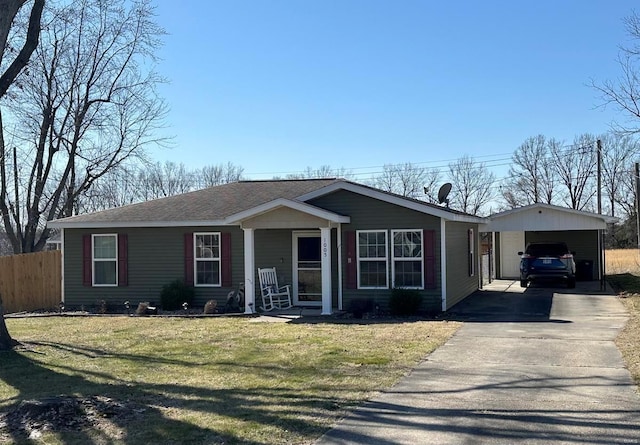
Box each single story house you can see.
[48,179,487,315]
[480,203,618,281]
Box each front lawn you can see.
[0,316,459,444]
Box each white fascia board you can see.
[490,203,619,225]
[297,181,487,224]
[47,219,232,229]
[225,198,350,224]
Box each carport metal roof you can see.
[480,203,618,232]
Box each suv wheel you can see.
[520,279,528,288]
[567,277,576,289]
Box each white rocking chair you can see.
[258,267,292,311]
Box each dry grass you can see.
[616,294,640,390]
[0,316,459,444]
[606,249,640,390]
[606,249,640,275]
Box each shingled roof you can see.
[48,178,485,228]
[49,179,342,227]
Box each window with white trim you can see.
[392,230,423,288]
[93,234,117,286]
[195,232,221,286]
[357,230,388,288]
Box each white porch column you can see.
[320,227,332,315]
[243,228,256,314]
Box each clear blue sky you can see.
[152,0,638,181]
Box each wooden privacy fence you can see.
[0,250,61,313]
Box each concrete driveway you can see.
[316,280,640,444]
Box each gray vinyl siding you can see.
[309,190,443,313]
[63,189,484,314]
[525,230,600,280]
[255,229,294,288]
[63,226,244,309]
[445,222,480,309]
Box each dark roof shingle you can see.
[54,179,341,225]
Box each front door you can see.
[293,232,322,306]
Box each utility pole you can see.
[597,139,602,215]
[597,140,603,290]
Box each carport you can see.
[480,203,618,283]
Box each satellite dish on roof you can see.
[437,182,452,207]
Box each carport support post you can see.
[599,229,606,291]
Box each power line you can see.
[244,141,599,180]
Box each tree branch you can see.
[0,0,44,99]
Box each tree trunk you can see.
[0,293,18,350]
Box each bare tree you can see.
[0,0,44,97]
[138,161,193,200]
[77,160,246,211]
[0,0,167,253]
[593,11,640,134]
[447,155,496,215]
[501,135,558,207]
[371,162,441,200]
[197,162,244,188]
[0,0,45,350]
[550,134,597,210]
[278,165,353,180]
[617,166,639,219]
[77,165,142,213]
[421,168,443,204]
[599,133,639,217]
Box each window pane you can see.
[196,260,220,285]
[360,261,387,287]
[359,231,386,259]
[94,236,116,259]
[394,260,422,287]
[196,234,220,259]
[95,261,116,285]
[394,231,422,258]
[298,269,322,297]
[298,237,321,261]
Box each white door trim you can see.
[292,230,322,307]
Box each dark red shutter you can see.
[221,232,232,287]
[118,234,128,286]
[184,233,194,286]
[346,231,357,289]
[424,230,436,289]
[82,234,92,286]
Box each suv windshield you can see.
[525,243,569,257]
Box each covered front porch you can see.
[225,198,350,315]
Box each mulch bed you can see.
[0,395,142,441]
